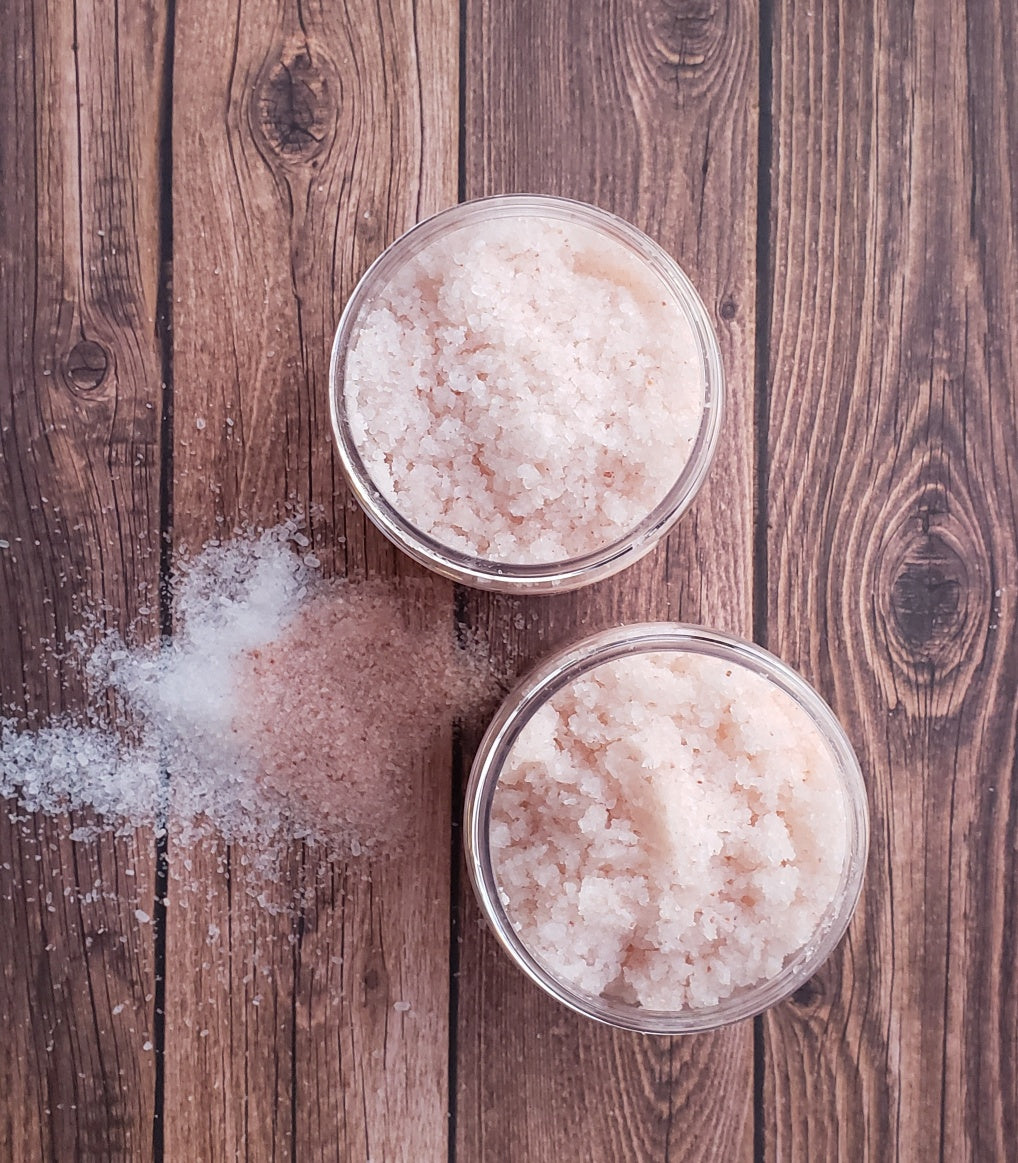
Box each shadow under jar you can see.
[329,195,723,593]
[464,624,869,1034]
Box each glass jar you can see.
[329,195,724,593]
[463,623,869,1033]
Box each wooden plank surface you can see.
[762,0,1018,1159]
[454,2,759,1160]
[4,0,1018,1158]
[0,0,167,1158]
[164,0,457,1159]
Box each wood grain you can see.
[165,0,457,1158]
[455,1,759,1160]
[0,0,166,1157]
[762,0,1018,1158]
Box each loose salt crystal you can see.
[344,214,704,564]
[112,1004,125,1015]
[393,1000,411,1013]
[0,540,9,549]
[491,651,851,1011]
[195,418,206,430]
[134,909,151,924]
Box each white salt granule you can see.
[0,525,494,864]
[491,652,850,1011]
[345,215,704,563]
[0,721,164,831]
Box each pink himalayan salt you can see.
[344,214,703,564]
[490,652,849,1010]
[232,580,492,851]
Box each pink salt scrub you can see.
[344,214,704,564]
[489,651,850,1010]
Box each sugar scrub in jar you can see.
[329,196,723,592]
[464,625,869,1033]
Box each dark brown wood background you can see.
[1,0,1015,1159]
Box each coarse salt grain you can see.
[490,651,849,1011]
[344,215,703,564]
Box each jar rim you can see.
[328,195,725,593]
[463,623,870,1034]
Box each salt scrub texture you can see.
[490,652,849,1010]
[345,215,703,563]
[0,525,493,860]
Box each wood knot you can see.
[651,0,724,70]
[64,340,109,391]
[789,975,824,1009]
[868,480,990,714]
[254,46,334,164]
[719,297,737,321]
[889,544,963,654]
[360,952,388,1004]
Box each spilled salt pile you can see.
[0,525,492,857]
[232,581,485,847]
[344,214,704,563]
[490,651,849,1010]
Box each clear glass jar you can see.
[463,624,869,1034]
[328,195,724,593]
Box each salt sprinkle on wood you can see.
[0,524,495,870]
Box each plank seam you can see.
[152,0,177,1158]
[450,1,468,1151]
[448,720,464,1163]
[457,0,467,205]
[754,0,775,654]
[754,0,775,1159]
